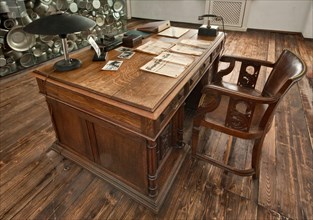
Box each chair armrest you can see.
[202,83,278,104]
[220,55,275,68]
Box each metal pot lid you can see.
[19,53,35,68]
[0,66,11,76]
[0,57,6,67]
[107,0,113,7]
[113,12,120,20]
[96,16,105,26]
[113,0,123,12]
[92,0,101,9]
[40,0,53,5]
[3,19,18,30]
[7,26,36,52]
[69,2,78,13]
[103,4,110,12]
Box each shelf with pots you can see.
[0,0,127,77]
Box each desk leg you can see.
[147,140,158,197]
[176,105,184,148]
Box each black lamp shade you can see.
[23,12,96,72]
[23,12,96,35]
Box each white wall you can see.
[129,0,313,38]
[129,0,205,24]
[247,0,313,38]
[300,0,313,38]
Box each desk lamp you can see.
[24,12,96,71]
[198,14,220,36]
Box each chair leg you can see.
[251,173,260,203]
[222,136,233,176]
[251,136,266,179]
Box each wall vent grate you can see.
[209,0,246,27]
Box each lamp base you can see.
[198,25,219,37]
[54,58,81,72]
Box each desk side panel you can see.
[47,98,95,161]
[47,98,148,193]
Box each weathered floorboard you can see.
[0,19,312,219]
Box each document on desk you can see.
[140,52,194,78]
[155,52,194,66]
[135,40,175,55]
[157,27,190,38]
[179,39,212,48]
[169,39,213,56]
[170,44,207,56]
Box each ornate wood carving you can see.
[237,62,261,89]
[157,124,171,161]
[225,98,255,131]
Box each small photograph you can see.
[115,46,133,52]
[118,51,135,59]
[102,60,123,71]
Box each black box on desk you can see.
[122,34,142,48]
[198,25,218,37]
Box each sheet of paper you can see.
[88,36,101,57]
[140,59,186,78]
[179,39,212,48]
[170,44,206,56]
[155,52,194,66]
[135,40,175,55]
[157,27,190,38]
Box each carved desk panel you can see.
[33,30,224,212]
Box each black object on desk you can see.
[92,48,107,61]
[122,34,142,48]
[97,36,123,52]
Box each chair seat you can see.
[199,82,267,139]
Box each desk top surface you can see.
[34,30,224,113]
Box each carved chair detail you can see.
[192,49,307,179]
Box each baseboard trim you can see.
[247,28,302,36]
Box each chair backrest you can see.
[258,49,306,131]
[262,49,306,97]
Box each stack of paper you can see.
[169,39,213,56]
[135,40,175,55]
[140,52,195,78]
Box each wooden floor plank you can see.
[287,85,313,220]
[0,21,312,219]
[8,159,81,220]
[274,86,310,219]
[59,178,113,219]
[0,127,54,188]
[0,150,63,219]
[258,123,277,210]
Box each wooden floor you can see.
[1,20,312,219]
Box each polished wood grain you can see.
[31,27,224,212]
[0,19,312,219]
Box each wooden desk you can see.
[33,30,224,212]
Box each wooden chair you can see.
[191,49,306,179]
